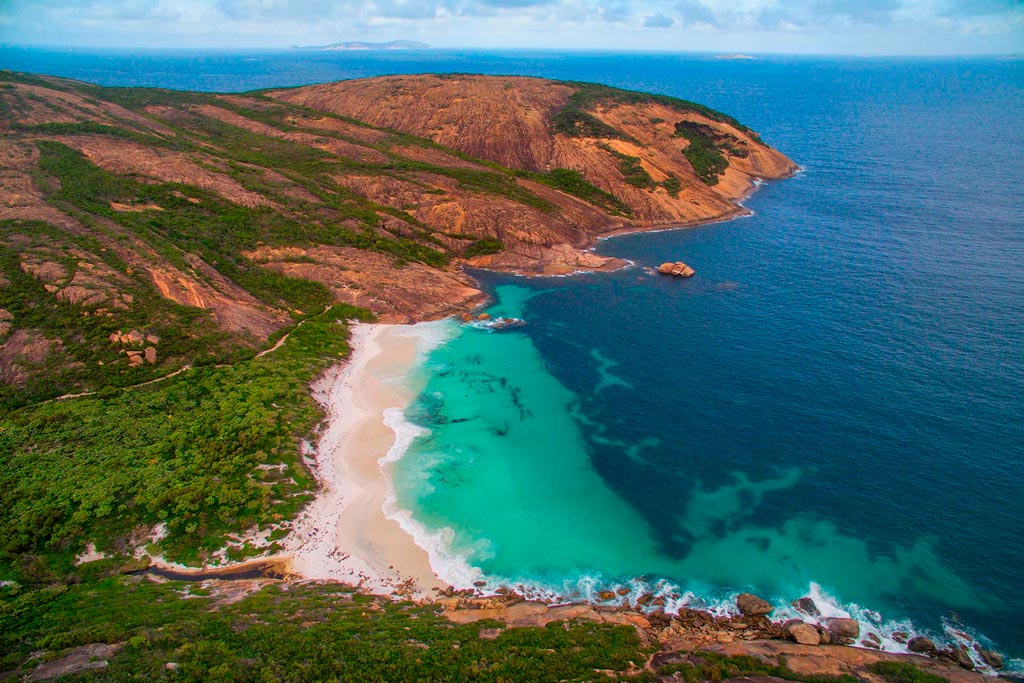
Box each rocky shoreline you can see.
[432,588,1009,680]
[124,562,1014,683]
[132,549,1014,681]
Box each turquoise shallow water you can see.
[382,59,1024,662]
[6,46,1022,662]
[392,284,994,655]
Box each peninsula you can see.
[7,72,997,682]
[0,71,795,406]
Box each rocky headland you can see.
[0,70,794,402]
[11,70,1000,683]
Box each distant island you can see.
[297,40,430,51]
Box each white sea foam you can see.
[598,210,755,244]
[373,322,1014,671]
[391,319,458,361]
[378,405,483,589]
[439,568,1012,670]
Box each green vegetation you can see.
[463,237,505,259]
[662,174,682,197]
[553,105,627,140]
[2,575,917,682]
[11,121,169,147]
[553,81,753,141]
[650,652,859,683]
[617,154,656,188]
[674,120,731,185]
[0,579,650,681]
[0,70,67,90]
[529,168,632,216]
[0,304,372,577]
[868,661,948,683]
[597,144,656,189]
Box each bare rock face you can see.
[736,593,773,616]
[657,261,695,278]
[0,309,12,337]
[792,597,820,617]
[785,622,822,646]
[25,642,122,682]
[21,259,67,284]
[940,646,975,671]
[978,649,1003,669]
[126,350,144,366]
[823,617,860,644]
[908,636,938,654]
[144,346,157,364]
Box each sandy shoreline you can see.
[285,322,448,598]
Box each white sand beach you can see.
[285,323,448,598]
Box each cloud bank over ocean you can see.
[1,0,1021,54]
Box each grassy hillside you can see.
[5,575,928,683]
[0,72,803,681]
[0,304,371,579]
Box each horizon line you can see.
[1,42,1021,59]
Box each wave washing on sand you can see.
[284,319,1017,672]
[377,322,486,590]
[284,321,457,597]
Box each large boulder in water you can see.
[823,618,860,644]
[792,597,820,617]
[657,261,695,278]
[979,649,1004,669]
[784,621,822,645]
[908,636,937,654]
[736,593,773,616]
[489,317,526,330]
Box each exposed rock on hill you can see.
[273,75,796,267]
[0,70,793,403]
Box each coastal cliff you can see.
[2,71,1017,681]
[271,74,797,272]
[0,71,792,403]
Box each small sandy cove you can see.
[285,323,445,598]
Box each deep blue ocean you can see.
[3,46,1021,661]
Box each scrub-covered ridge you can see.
[0,66,792,592]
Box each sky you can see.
[0,0,1021,55]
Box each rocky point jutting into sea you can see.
[2,58,1019,680]
[0,70,794,395]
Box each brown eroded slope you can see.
[0,70,793,403]
[273,74,797,229]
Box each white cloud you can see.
[0,0,1020,53]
